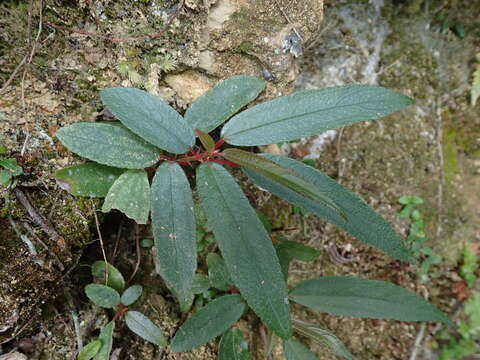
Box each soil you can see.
[1,0,479,359]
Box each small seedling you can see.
[78,261,165,360]
[398,195,442,280]
[55,76,452,358]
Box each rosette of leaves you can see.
[78,261,165,360]
[55,75,452,359]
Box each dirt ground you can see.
[1,0,479,359]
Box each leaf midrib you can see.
[224,100,392,138]
[206,165,288,336]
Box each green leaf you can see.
[0,170,12,185]
[93,322,114,360]
[192,273,211,294]
[53,163,124,198]
[171,294,246,352]
[101,87,195,154]
[207,253,233,291]
[185,75,266,133]
[292,319,352,360]
[197,163,292,339]
[152,162,196,312]
[219,327,251,360]
[125,311,167,346]
[0,158,23,176]
[102,169,150,224]
[91,261,125,293]
[55,123,160,169]
[289,276,453,324]
[121,285,143,306]
[85,284,121,309]
[222,149,344,218]
[275,240,320,280]
[244,154,414,262]
[196,129,215,152]
[77,340,102,360]
[283,339,319,360]
[221,84,413,146]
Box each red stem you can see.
[215,138,225,149]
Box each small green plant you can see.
[0,147,23,187]
[54,76,452,358]
[78,261,165,360]
[398,195,442,280]
[437,245,479,360]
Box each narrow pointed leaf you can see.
[85,284,120,309]
[77,339,102,360]
[290,276,453,324]
[101,87,195,153]
[207,253,233,291]
[222,149,344,218]
[171,294,246,352]
[244,154,414,262]
[197,163,292,339]
[221,84,413,146]
[196,129,215,152]
[283,339,319,360]
[55,123,160,168]
[219,327,251,360]
[292,319,352,360]
[91,261,125,293]
[121,285,143,306]
[185,75,266,133]
[125,311,167,346]
[152,162,196,311]
[275,241,320,280]
[102,169,150,224]
[93,322,114,360]
[53,163,124,198]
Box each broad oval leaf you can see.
[101,87,195,154]
[191,273,210,295]
[121,285,143,306]
[222,149,344,218]
[292,319,352,360]
[125,311,167,346]
[55,123,160,169]
[170,294,246,352]
[102,169,150,224]
[289,276,452,324]
[152,162,196,312]
[197,163,292,339]
[219,327,251,360]
[207,253,233,291]
[275,240,320,280]
[244,154,414,262]
[77,340,102,360]
[85,284,120,309]
[221,84,413,146]
[185,75,266,133]
[283,339,319,360]
[93,321,114,360]
[53,163,124,198]
[91,261,125,293]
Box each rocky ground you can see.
[0,0,479,359]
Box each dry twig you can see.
[128,223,141,284]
[14,188,66,249]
